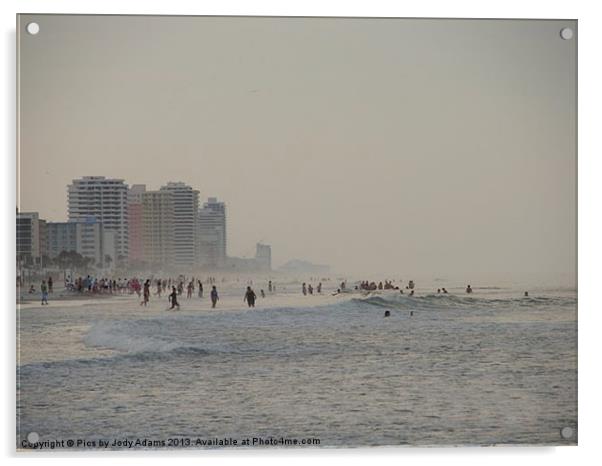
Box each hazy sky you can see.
[18,15,576,284]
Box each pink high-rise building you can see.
[128,184,146,264]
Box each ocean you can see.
[16,282,577,449]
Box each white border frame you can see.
[3,1,600,465]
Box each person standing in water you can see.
[198,280,203,298]
[141,279,150,306]
[211,286,219,308]
[169,286,180,310]
[466,284,473,294]
[187,281,193,299]
[260,289,265,298]
[41,280,49,305]
[268,280,272,293]
[244,286,257,308]
[302,283,307,295]
[317,282,322,294]
[48,276,53,293]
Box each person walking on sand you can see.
[244,286,257,308]
[41,280,49,305]
[169,286,180,310]
[211,286,219,308]
[198,280,203,298]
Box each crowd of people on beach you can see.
[22,273,281,310]
[22,272,527,309]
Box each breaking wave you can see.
[352,292,576,312]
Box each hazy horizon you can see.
[18,16,576,284]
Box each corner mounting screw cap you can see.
[26,22,40,35]
[560,426,574,439]
[560,27,574,40]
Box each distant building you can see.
[197,197,227,268]
[38,218,47,262]
[68,176,129,260]
[226,243,272,273]
[255,243,272,271]
[142,190,174,269]
[160,182,199,268]
[47,218,114,268]
[46,222,78,258]
[225,256,262,273]
[277,259,330,275]
[16,211,42,266]
[127,184,146,264]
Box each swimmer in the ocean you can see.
[384,310,390,317]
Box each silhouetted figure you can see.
[211,286,219,308]
[244,286,257,307]
[169,286,179,310]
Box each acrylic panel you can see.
[16,15,577,450]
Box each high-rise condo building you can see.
[198,197,227,268]
[67,176,129,261]
[127,184,146,264]
[142,190,175,269]
[159,182,199,268]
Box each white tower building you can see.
[67,176,129,261]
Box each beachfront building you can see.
[255,243,272,271]
[46,218,115,269]
[159,182,199,269]
[67,176,129,262]
[16,210,43,266]
[46,221,78,258]
[127,184,146,264]
[141,190,174,269]
[197,197,227,268]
